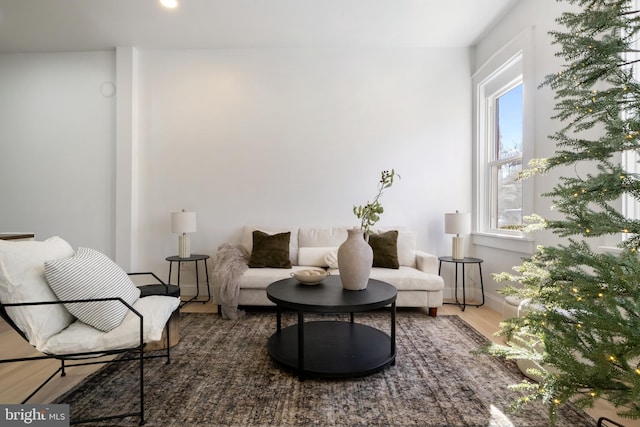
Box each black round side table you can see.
[438,256,485,311]
[166,254,211,307]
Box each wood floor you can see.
[0,299,636,426]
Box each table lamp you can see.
[171,210,196,258]
[445,211,471,260]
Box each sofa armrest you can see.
[415,251,439,274]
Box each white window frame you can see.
[472,28,535,254]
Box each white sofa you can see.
[220,226,444,316]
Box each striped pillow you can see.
[44,247,140,332]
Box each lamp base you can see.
[452,236,464,260]
[178,234,191,258]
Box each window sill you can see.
[472,232,535,255]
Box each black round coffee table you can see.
[266,275,397,381]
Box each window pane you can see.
[496,161,523,229]
[496,84,523,160]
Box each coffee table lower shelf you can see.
[268,320,395,380]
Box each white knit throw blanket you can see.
[211,243,249,320]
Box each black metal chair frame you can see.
[0,272,175,426]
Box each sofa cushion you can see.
[326,266,443,291]
[368,266,444,291]
[241,226,298,266]
[298,227,349,247]
[248,231,292,268]
[0,236,76,348]
[38,295,180,355]
[239,266,312,289]
[298,247,337,267]
[44,247,141,332]
[368,230,400,269]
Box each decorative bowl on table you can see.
[291,269,330,285]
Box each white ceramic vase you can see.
[337,228,373,291]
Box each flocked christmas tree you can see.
[488,0,640,423]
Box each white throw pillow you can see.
[0,236,76,348]
[45,247,140,332]
[297,247,338,267]
[324,248,339,269]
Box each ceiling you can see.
[0,0,520,53]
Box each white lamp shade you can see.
[171,211,197,234]
[444,212,471,235]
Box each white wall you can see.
[135,48,472,279]
[0,51,116,253]
[1,47,473,291]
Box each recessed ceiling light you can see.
[160,0,178,9]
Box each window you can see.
[491,83,523,230]
[473,28,534,253]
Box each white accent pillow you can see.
[45,247,140,332]
[0,236,75,348]
[324,248,339,269]
[298,247,338,267]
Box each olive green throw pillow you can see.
[368,230,400,269]
[248,230,292,268]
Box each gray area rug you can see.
[54,311,594,426]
